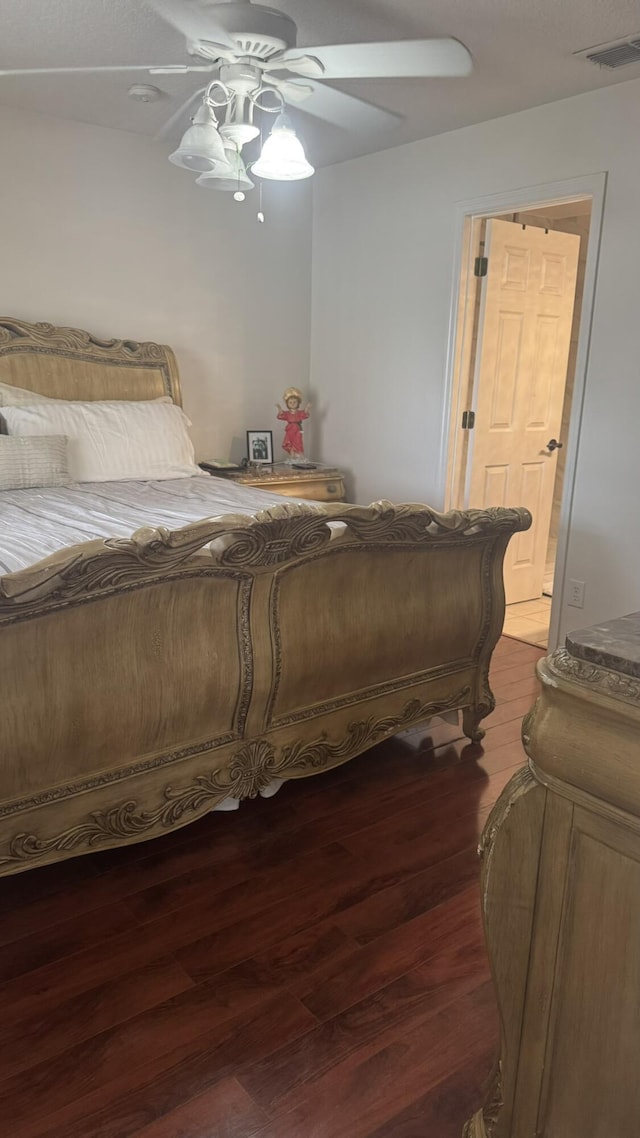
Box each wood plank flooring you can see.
[0,637,543,1138]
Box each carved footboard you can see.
[0,501,530,875]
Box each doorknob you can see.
[546,438,563,452]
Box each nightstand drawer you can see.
[202,465,347,502]
[284,477,345,502]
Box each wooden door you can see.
[467,219,580,603]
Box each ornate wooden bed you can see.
[0,318,530,877]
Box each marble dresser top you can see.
[566,613,640,679]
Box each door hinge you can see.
[474,256,488,278]
[461,410,476,430]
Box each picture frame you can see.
[246,429,274,465]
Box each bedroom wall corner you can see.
[0,102,313,461]
[309,76,640,643]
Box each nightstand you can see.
[201,463,346,503]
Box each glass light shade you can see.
[168,104,231,174]
[196,147,255,193]
[251,114,314,181]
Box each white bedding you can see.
[0,475,313,574]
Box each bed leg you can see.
[463,706,489,744]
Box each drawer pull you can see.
[327,484,337,494]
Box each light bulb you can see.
[234,191,246,202]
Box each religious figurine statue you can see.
[276,387,311,462]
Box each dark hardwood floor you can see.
[0,637,543,1138]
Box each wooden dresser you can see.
[466,613,640,1138]
[205,463,346,503]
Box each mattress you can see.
[0,475,314,574]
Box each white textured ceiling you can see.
[1,0,640,166]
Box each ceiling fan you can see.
[0,0,473,193]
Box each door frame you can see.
[439,173,607,650]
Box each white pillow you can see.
[0,435,71,490]
[2,401,200,482]
[0,382,54,407]
[0,382,172,406]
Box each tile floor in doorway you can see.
[502,596,551,649]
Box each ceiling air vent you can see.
[574,35,640,70]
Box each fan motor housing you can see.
[201,2,298,57]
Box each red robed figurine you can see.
[276,387,311,461]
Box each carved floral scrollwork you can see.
[0,690,468,870]
[0,746,279,870]
[0,317,166,361]
[280,688,469,771]
[0,523,228,620]
[224,740,281,798]
[0,499,531,621]
[217,504,333,567]
[547,647,640,703]
[341,501,531,543]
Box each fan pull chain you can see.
[234,142,246,202]
[257,130,265,223]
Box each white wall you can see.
[0,104,312,460]
[311,77,640,640]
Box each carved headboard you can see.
[0,318,182,404]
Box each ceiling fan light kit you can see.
[3,0,473,200]
[147,0,472,196]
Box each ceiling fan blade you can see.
[261,54,325,79]
[262,75,314,104]
[149,64,216,74]
[293,38,472,80]
[292,81,401,134]
[155,86,206,140]
[0,63,215,77]
[149,0,237,52]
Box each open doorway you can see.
[446,196,593,649]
